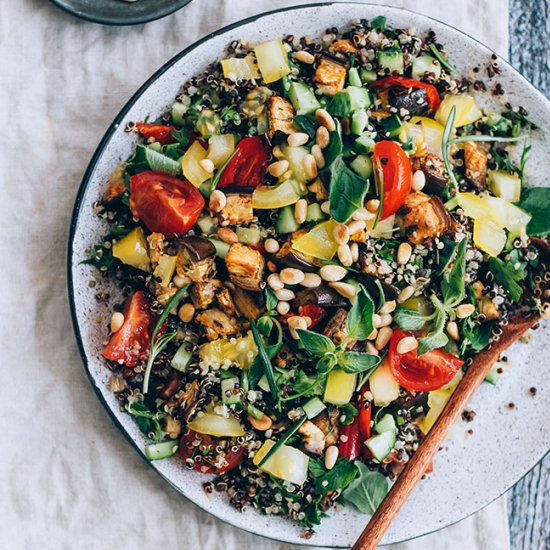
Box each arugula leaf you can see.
[441,238,467,306]
[142,146,182,176]
[309,458,358,493]
[417,300,449,355]
[487,257,523,303]
[370,16,387,31]
[392,306,430,331]
[296,329,336,356]
[519,187,550,238]
[126,402,167,442]
[347,285,375,341]
[294,115,318,139]
[461,318,494,354]
[338,351,380,374]
[343,461,389,515]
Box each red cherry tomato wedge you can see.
[102,291,158,367]
[369,76,441,112]
[373,140,412,220]
[179,430,244,474]
[135,122,176,145]
[129,171,205,236]
[280,304,327,329]
[338,417,362,461]
[388,329,464,392]
[217,136,268,189]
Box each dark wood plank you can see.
[508,2,550,549]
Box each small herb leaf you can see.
[343,461,389,515]
[297,329,336,356]
[347,285,375,340]
[338,351,381,373]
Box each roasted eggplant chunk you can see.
[194,308,240,341]
[190,279,223,309]
[388,86,431,116]
[217,286,237,317]
[323,308,356,347]
[176,236,216,282]
[225,243,265,291]
[232,287,264,319]
[274,240,319,272]
[463,141,488,190]
[219,193,254,226]
[411,153,448,194]
[314,57,347,96]
[268,96,295,138]
[293,286,348,309]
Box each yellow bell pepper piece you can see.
[473,218,507,257]
[153,255,177,287]
[182,140,211,187]
[292,219,339,260]
[112,227,150,272]
[254,39,291,84]
[435,94,482,128]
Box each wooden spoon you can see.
[353,239,549,550]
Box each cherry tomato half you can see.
[388,329,464,392]
[217,136,268,189]
[370,76,441,112]
[373,140,412,220]
[179,430,244,474]
[129,171,205,237]
[102,291,157,367]
[135,122,176,145]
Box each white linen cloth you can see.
[0,0,511,548]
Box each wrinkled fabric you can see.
[0,0,510,549]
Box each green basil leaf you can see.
[338,351,381,373]
[143,145,182,176]
[265,287,278,312]
[294,115,318,139]
[316,354,337,374]
[296,329,336,355]
[343,461,389,515]
[322,129,343,168]
[370,15,387,31]
[347,285,375,340]
[292,370,326,397]
[487,257,523,303]
[392,306,430,331]
[339,403,359,425]
[437,239,460,275]
[519,187,550,237]
[417,304,448,355]
[441,238,467,306]
[309,457,358,494]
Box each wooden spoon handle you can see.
[352,313,538,550]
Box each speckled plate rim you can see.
[67,3,550,547]
[49,0,193,26]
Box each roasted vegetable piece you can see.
[298,420,326,455]
[274,239,319,272]
[463,141,488,190]
[217,136,268,189]
[411,153,448,194]
[135,122,176,145]
[218,193,254,226]
[176,236,216,282]
[312,409,340,447]
[388,86,430,116]
[329,39,357,54]
[225,243,266,292]
[190,279,223,309]
[361,275,399,302]
[217,287,237,317]
[195,308,240,341]
[314,57,347,96]
[268,96,296,137]
[293,286,348,309]
[323,308,356,347]
[402,191,457,244]
[232,287,264,319]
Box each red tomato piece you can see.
[370,76,441,112]
[358,398,372,440]
[338,417,362,461]
[373,140,412,220]
[217,136,268,189]
[129,171,205,236]
[102,291,157,367]
[179,430,244,474]
[135,122,176,145]
[280,304,327,329]
[388,329,464,392]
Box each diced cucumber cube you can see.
[171,343,194,372]
[380,114,403,137]
[236,225,261,246]
[222,376,241,405]
[350,155,373,179]
[196,215,218,236]
[145,441,179,461]
[377,46,404,74]
[348,86,372,111]
[354,132,376,154]
[351,108,369,135]
[411,54,442,80]
[359,68,377,84]
[288,81,321,116]
[208,237,231,259]
[375,413,397,435]
[306,203,325,223]
[365,430,396,462]
[302,397,326,419]
[276,204,301,234]
[348,67,362,87]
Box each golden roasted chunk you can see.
[312,409,340,447]
[411,153,448,194]
[268,96,295,137]
[463,141,488,190]
[307,178,328,201]
[402,192,457,245]
[225,243,266,292]
[217,287,237,317]
[146,232,165,266]
[314,57,347,96]
[194,308,240,341]
[323,308,356,348]
[219,193,254,226]
[190,279,223,309]
[104,164,127,202]
[329,39,357,54]
[176,236,216,282]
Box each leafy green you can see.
[171,128,191,147]
[209,149,238,192]
[126,402,167,442]
[347,285,375,340]
[265,287,278,312]
[437,239,460,275]
[294,115,317,139]
[428,43,458,74]
[417,300,449,355]
[309,458,358,493]
[339,403,359,425]
[372,156,385,229]
[392,306,430,330]
[343,461,389,515]
[441,238,467,306]
[370,16,387,31]
[258,416,307,467]
[250,320,282,400]
[316,354,338,374]
[296,329,336,356]
[519,187,550,237]
[142,146,182,176]
[337,351,380,374]
[487,257,524,303]
[323,128,344,167]
[461,317,494,354]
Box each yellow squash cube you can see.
[182,140,211,187]
[323,369,357,405]
[112,227,150,271]
[254,39,291,84]
[253,440,309,485]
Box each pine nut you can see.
[375,327,393,350]
[315,108,336,132]
[378,314,392,328]
[352,208,375,221]
[321,200,331,214]
[397,242,412,265]
[264,238,280,254]
[199,158,215,173]
[366,199,380,213]
[303,154,318,180]
[217,227,238,244]
[209,190,226,213]
[178,303,195,323]
[248,414,273,431]
[316,125,330,149]
[320,265,347,282]
[333,224,350,245]
[268,159,290,178]
[373,314,382,328]
[379,300,397,314]
[396,336,418,354]
[311,144,325,169]
[412,170,426,191]
[338,244,353,267]
[288,132,309,147]
[295,199,308,224]
[446,321,460,341]
[350,242,359,263]
[280,267,305,286]
[301,273,322,288]
[267,273,284,290]
[292,50,315,64]
[324,445,339,470]
[367,328,378,341]
[456,303,475,319]
[288,315,308,339]
[329,282,357,299]
[276,301,290,315]
[347,219,366,235]
[365,342,379,355]
[398,285,415,303]
[110,312,124,333]
[275,288,296,301]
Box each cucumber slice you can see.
[375,413,397,435]
[145,441,179,461]
[171,101,187,126]
[377,45,404,74]
[365,430,396,462]
[258,374,270,392]
[351,109,369,135]
[276,204,301,234]
[306,203,325,223]
[380,114,403,137]
[302,397,326,419]
[288,81,321,116]
[222,376,241,405]
[488,170,521,203]
[236,225,261,246]
[196,215,218,236]
[354,132,376,154]
[369,360,400,406]
[208,237,231,259]
[359,68,377,84]
[348,86,372,111]
[348,67,362,87]
[171,343,194,372]
[411,54,442,80]
[247,404,265,420]
[350,154,373,179]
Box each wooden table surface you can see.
[507,2,550,549]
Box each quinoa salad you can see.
[83,16,550,536]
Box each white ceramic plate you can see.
[68,3,550,546]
